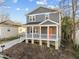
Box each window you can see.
[45,14,49,20]
[29,16,32,21]
[29,15,36,22]
[29,27,32,33]
[8,29,10,32]
[34,27,38,33]
[33,16,35,21]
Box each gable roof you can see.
[40,19,59,25]
[0,20,22,27]
[26,6,60,15]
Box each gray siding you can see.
[27,14,45,23]
[27,16,30,23]
[49,13,59,23]
[27,13,59,23]
[42,21,56,25]
[36,14,45,22]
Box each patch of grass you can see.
[73,47,79,59]
[0,36,19,44]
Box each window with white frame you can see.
[29,16,32,22]
[45,14,49,20]
[29,15,36,22]
[34,27,38,33]
[29,27,32,33]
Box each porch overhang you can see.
[39,19,59,25]
[25,19,59,27]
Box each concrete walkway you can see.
[0,54,4,59]
[0,37,25,52]
[0,54,11,59]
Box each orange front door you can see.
[49,27,56,38]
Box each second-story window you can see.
[45,14,49,20]
[33,16,35,21]
[29,16,32,22]
[29,15,36,22]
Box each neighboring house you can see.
[75,22,79,45]
[25,6,62,49]
[0,20,21,39]
[18,27,26,36]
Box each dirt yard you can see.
[4,42,75,59]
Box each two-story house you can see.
[25,6,61,49]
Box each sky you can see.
[0,0,61,24]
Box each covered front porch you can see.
[25,20,60,49]
[25,25,60,49]
[26,25,58,41]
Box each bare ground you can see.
[4,42,75,59]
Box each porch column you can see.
[47,26,50,47]
[55,26,59,49]
[55,41,59,50]
[39,26,42,46]
[26,26,28,43]
[32,26,34,44]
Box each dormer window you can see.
[45,14,49,20]
[29,15,36,22]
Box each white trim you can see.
[47,40,50,47]
[39,19,59,25]
[39,40,42,46]
[56,26,58,40]
[26,38,57,41]
[26,27,27,39]
[40,26,41,39]
[55,41,59,49]
[59,12,61,40]
[26,25,57,27]
[39,26,42,45]
[47,26,49,39]
[26,27,28,43]
[45,13,49,20]
[28,15,36,22]
[32,26,34,39]
[29,27,32,34]
[32,26,34,44]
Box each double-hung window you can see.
[45,14,49,20]
[29,15,36,22]
[28,27,32,34]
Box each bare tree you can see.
[59,0,79,46]
[72,0,78,44]
[0,0,10,22]
[0,14,9,22]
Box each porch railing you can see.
[26,33,56,39]
[27,33,32,38]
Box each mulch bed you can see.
[4,42,75,59]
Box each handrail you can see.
[27,33,56,39]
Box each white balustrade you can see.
[26,33,56,40]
